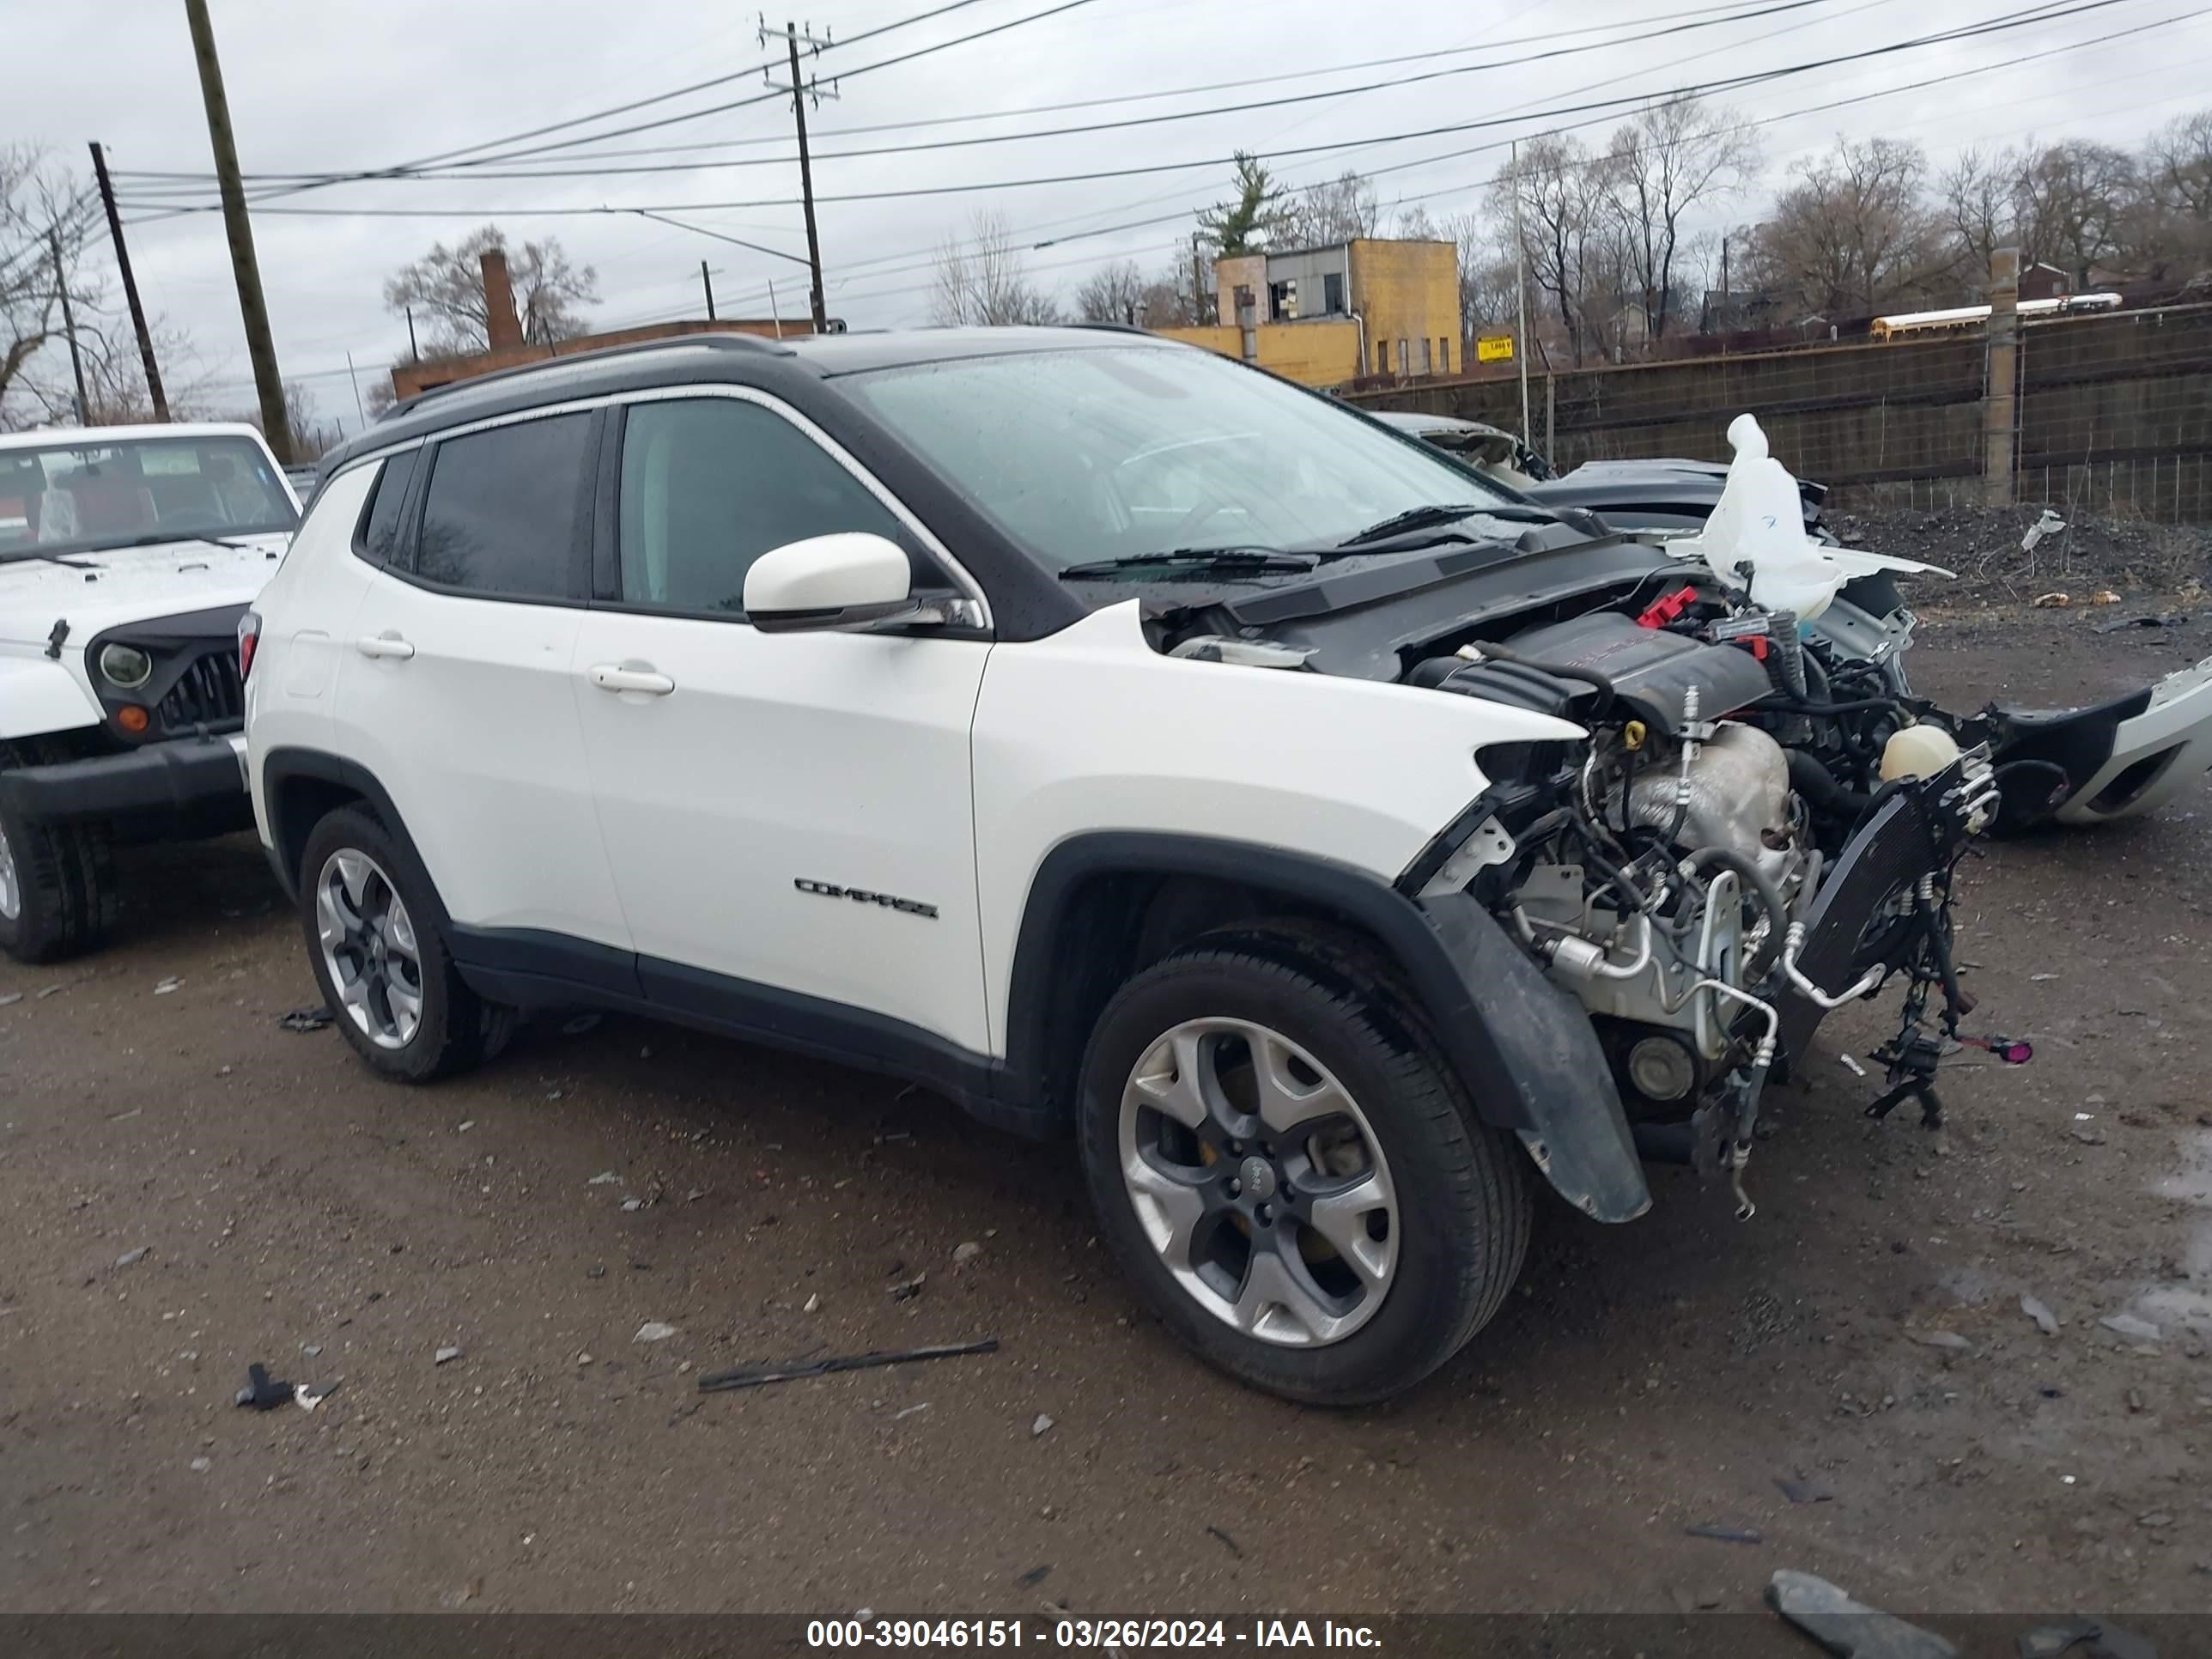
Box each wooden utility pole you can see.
[89,143,168,421]
[701,259,717,320]
[50,225,89,422]
[1983,246,2020,507]
[182,0,292,462]
[404,304,419,362]
[761,19,833,332]
[1510,138,1531,445]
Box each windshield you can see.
[0,434,297,559]
[842,345,1532,568]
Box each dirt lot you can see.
[3,610,2209,1620]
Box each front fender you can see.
[0,654,103,743]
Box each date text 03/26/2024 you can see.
[806,1619,1382,1650]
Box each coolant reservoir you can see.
[1880,725,1962,781]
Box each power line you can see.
[116,0,1815,184]
[116,0,2150,223]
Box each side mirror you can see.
[744,532,919,634]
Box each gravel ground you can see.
[2,612,2209,1620]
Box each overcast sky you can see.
[15,0,2211,435]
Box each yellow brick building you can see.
[1152,238,1460,389]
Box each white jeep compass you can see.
[244,328,1999,1403]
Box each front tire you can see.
[1077,933,1529,1405]
[0,741,118,965]
[297,805,496,1083]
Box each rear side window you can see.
[355,449,419,566]
[416,414,591,598]
[616,398,908,616]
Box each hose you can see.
[1786,748,1871,819]
[1683,846,1790,980]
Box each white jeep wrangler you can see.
[244,330,2002,1403]
[1,423,296,962]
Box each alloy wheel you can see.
[315,848,424,1050]
[1118,1017,1399,1346]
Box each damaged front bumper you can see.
[1978,653,2212,828]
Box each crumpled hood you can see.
[0,534,286,647]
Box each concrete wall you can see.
[1348,240,1458,380]
[1152,319,1363,387]
[391,317,810,401]
[1346,303,2212,522]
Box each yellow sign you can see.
[1476,334,1515,363]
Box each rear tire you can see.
[0,740,118,964]
[1077,933,1528,1405]
[297,805,497,1083]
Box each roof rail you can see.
[1069,320,1152,336]
[398,330,793,411]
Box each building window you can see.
[1437,337,1450,374]
[1396,339,1409,378]
[1375,340,1389,375]
[1322,272,1344,315]
[1268,278,1298,320]
[1417,338,1432,375]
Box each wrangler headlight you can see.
[99,642,154,690]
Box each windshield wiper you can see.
[1060,546,1320,580]
[0,548,98,571]
[126,531,258,553]
[1333,501,1559,548]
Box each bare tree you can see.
[1743,137,1945,318]
[1,147,100,428]
[2134,109,2212,278]
[930,210,1061,326]
[1936,146,2023,289]
[2014,139,2137,286]
[1284,170,1381,246]
[1492,135,1621,363]
[1074,259,1147,324]
[1600,99,1760,340]
[384,226,599,355]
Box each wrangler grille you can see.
[155,649,245,733]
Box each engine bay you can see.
[1150,545,2009,1216]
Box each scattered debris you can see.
[889,1273,927,1302]
[2033,591,2071,609]
[621,1198,643,1212]
[2021,509,2068,554]
[2069,1124,2106,1146]
[634,1322,678,1343]
[1686,1523,1761,1545]
[1766,1569,1959,1659]
[2098,1313,2162,1343]
[113,1246,149,1269]
[1031,1413,1054,1437]
[36,983,64,999]
[2094,612,2190,633]
[2088,588,2122,605]
[2019,1619,2157,1659]
[294,1380,337,1413]
[189,1456,211,1474]
[696,1336,999,1394]
[586,1171,619,1185]
[1015,1565,1052,1589]
[434,1345,462,1365]
[893,1401,932,1419]
[1911,1329,1973,1352]
[457,1120,475,1133]
[2139,1511,2174,1528]
[277,1006,333,1032]
[2021,1293,2062,1336]
[1205,1523,1244,1559]
[951,1241,983,1267]
[1777,1475,1835,1505]
[0,991,21,1007]
[234,1363,294,1410]
[1838,1052,1868,1079]
[561,1012,603,1036]
[2126,1389,2145,1413]
[153,977,181,994]
[803,1293,820,1314]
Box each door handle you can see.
[356,633,415,660]
[588,663,676,696]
